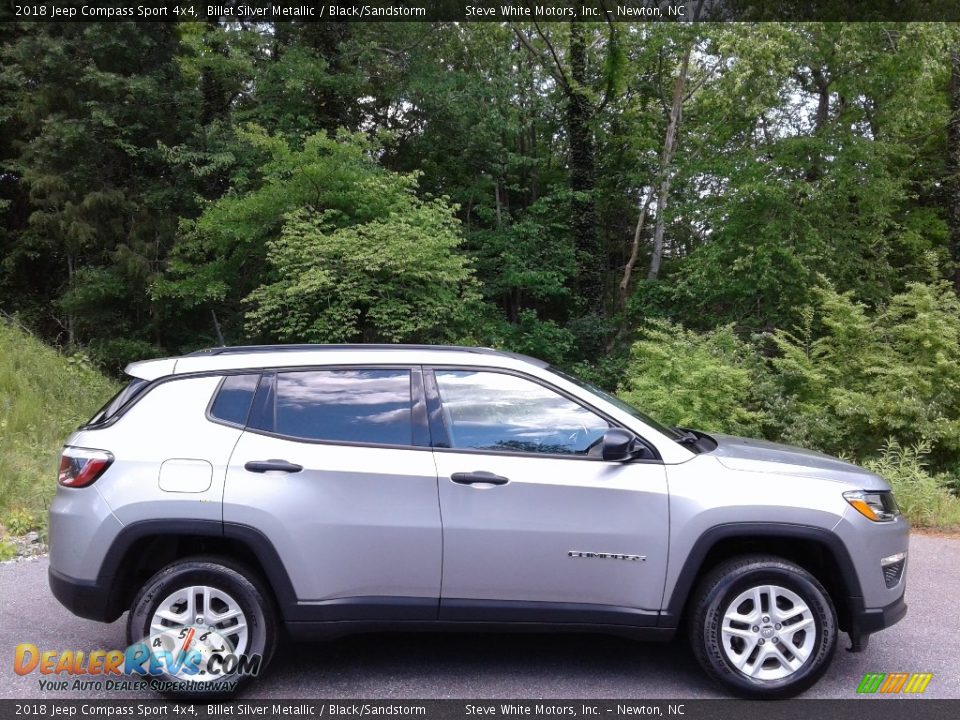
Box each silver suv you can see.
[49,344,908,698]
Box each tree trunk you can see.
[210,309,225,346]
[199,19,226,127]
[617,190,654,309]
[802,66,832,184]
[812,67,831,133]
[567,21,603,313]
[949,49,960,294]
[647,44,692,281]
[64,252,76,346]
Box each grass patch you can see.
[0,539,16,561]
[0,322,118,535]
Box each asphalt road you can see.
[1,533,957,700]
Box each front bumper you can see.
[846,595,907,651]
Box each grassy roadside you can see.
[0,322,118,554]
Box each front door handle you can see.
[244,459,303,474]
[451,471,510,486]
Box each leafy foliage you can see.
[246,200,477,343]
[862,441,960,528]
[611,277,960,525]
[619,320,771,437]
[771,280,960,467]
[0,23,195,352]
[159,127,479,343]
[4,22,960,525]
[4,508,36,536]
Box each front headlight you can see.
[843,490,900,522]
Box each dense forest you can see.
[3,20,960,523]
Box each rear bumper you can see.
[48,567,120,623]
[847,595,907,651]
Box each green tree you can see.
[246,201,476,343]
[158,127,478,344]
[663,24,955,332]
[0,22,195,369]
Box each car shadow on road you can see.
[246,632,718,699]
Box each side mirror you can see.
[602,428,637,461]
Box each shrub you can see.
[862,440,960,529]
[617,319,771,436]
[4,508,36,535]
[770,281,960,470]
[488,310,577,367]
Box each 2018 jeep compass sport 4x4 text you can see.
[49,344,908,698]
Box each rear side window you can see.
[273,369,413,445]
[209,374,260,426]
[86,378,149,426]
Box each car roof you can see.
[125,344,548,380]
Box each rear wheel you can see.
[688,555,837,698]
[127,557,276,696]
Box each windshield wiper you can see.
[674,428,703,448]
[673,427,719,454]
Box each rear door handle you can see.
[244,459,303,474]
[451,471,510,486]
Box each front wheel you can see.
[688,555,837,699]
[127,557,277,696]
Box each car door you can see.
[427,368,670,624]
[223,366,442,620]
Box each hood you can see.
[708,434,888,489]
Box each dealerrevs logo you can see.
[14,635,261,692]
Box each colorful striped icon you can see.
[857,672,933,694]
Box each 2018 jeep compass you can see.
[48,344,908,698]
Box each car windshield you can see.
[549,367,684,441]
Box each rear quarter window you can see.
[209,374,260,426]
[85,378,149,426]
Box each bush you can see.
[617,319,771,436]
[613,294,960,528]
[770,281,960,470]
[0,540,15,562]
[485,310,577,367]
[862,441,960,529]
[4,508,36,535]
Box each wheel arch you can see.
[661,522,862,631]
[96,520,298,623]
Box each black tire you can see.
[127,556,277,697]
[688,554,837,699]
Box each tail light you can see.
[58,447,114,488]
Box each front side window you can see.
[274,369,413,445]
[549,366,683,441]
[434,370,610,456]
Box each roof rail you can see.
[188,343,507,358]
[184,343,547,367]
